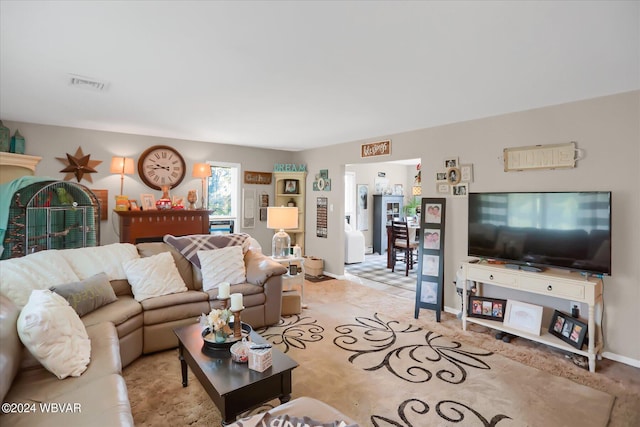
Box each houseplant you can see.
[403,196,420,218]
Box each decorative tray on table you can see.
[201,322,252,354]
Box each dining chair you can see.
[391,220,419,276]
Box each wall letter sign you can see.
[361,140,391,158]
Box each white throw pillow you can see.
[17,289,91,379]
[0,250,80,308]
[198,246,246,291]
[123,251,188,301]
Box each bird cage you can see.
[2,180,100,259]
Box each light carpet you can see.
[123,280,636,426]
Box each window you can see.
[207,162,240,219]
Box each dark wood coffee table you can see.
[174,323,298,424]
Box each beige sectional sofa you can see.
[0,236,287,426]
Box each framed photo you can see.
[447,167,461,185]
[452,183,468,197]
[289,264,298,276]
[129,200,140,211]
[548,310,588,349]
[504,300,544,335]
[444,157,458,169]
[415,197,446,322]
[460,164,474,182]
[423,230,441,250]
[468,296,507,322]
[424,203,442,224]
[357,184,369,231]
[140,194,156,211]
[436,183,450,194]
[393,184,403,195]
[284,179,299,194]
[435,171,447,182]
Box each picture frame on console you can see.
[140,193,156,211]
[468,296,507,322]
[549,310,588,349]
[504,300,543,335]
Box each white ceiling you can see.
[1,1,638,152]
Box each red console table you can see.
[114,210,211,244]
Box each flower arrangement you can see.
[203,308,233,340]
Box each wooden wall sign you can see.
[504,142,578,172]
[361,140,391,158]
[244,171,272,185]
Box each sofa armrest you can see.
[262,274,283,326]
[245,250,287,286]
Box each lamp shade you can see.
[110,157,134,174]
[192,163,212,178]
[267,207,298,230]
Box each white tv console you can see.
[460,261,603,372]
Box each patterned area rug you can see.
[345,253,417,291]
[123,281,621,426]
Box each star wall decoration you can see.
[56,146,102,183]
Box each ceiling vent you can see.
[68,74,109,92]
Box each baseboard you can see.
[601,352,640,368]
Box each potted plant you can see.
[403,197,420,218]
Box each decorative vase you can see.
[9,129,25,154]
[214,329,227,343]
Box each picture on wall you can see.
[357,184,369,231]
[422,255,440,276]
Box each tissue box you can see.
[248,347,273,372]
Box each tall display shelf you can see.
[373,194,403,255]
[273,171,307,254]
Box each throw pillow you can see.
[198,246,246,291]
[17,289,91,379]
[50,272,117,317]
[163,233,251,268]
[123,251,188,302]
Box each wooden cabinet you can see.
[373,195,403,255]
[273,171,307,254]
[461,261,603,372]
[114,210,211,244]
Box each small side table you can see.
[271,256,307,309]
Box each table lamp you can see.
[192,163,212,209]
[267,206,298,258]
[110,156,134,195]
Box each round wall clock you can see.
[138,145,186,190]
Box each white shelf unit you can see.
[273,171,307,254]
[461,262,604,372]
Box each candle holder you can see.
[232,309,244,338]
[217,296,230,310]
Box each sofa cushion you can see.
[59,243,139,281]
[123,252,188,302]
[0,250,80,307]
[17,290,91,379]
[50,272,118,317]
[245,249,288,286]
[163,233,251,268]
[198,246,246,291]
[136,242,195,290]
[80,295,143,329]
[0,294,22,402]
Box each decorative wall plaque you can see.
[504,142,579,172]
[243,171,272,185]
[361,140,391,158]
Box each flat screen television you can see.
[468,192,611,276]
